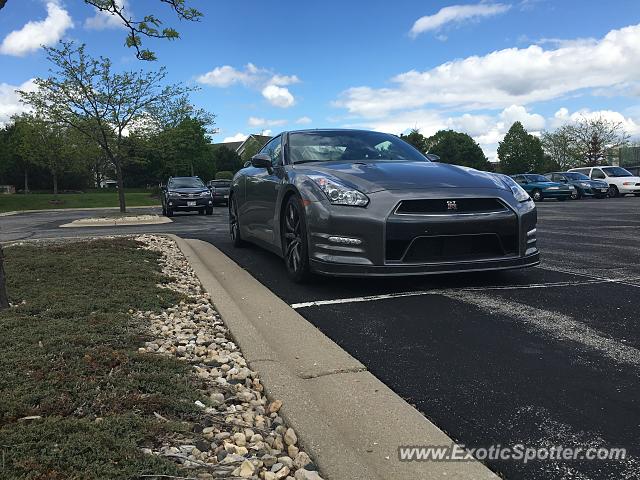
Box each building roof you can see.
[214,134,272,154]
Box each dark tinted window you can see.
[591,169,606,179]
[564,172,590,180]
[209,180,231,187]
[168,177,205,188]
[288,130,427,164]
[602,166,633,177]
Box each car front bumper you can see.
[303,187,539,277]
[167,198,213,210]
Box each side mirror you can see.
[251,154,272,171]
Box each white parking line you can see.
[537,264,640,289]
[290,276,634,309]
[445,290,640,368]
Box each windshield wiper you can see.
[293,160,322,165]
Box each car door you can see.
[245,135,285,244]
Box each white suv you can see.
[568,166,640,197]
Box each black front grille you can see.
[402,234,515,263]
[395,198,507,215]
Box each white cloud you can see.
[0,79,36,126]
[499,104,545,131]
[261,85,295,108]
[197,63,299,89]
[85,0,128,30]
[551,107,640,135]
[295,116,313,125]
[248,116,287,127]
[222,133,248,143]
[0,1,73,56]
[410,2,511,38]
[336,24,640,117]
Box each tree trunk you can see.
[0,246,9,310]
[53,171,59,198]
[115,162,126,213]
[190,160,195,177]
[24,168,29,193]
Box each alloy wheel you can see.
[283,202,303,273]
[229,197,243,246]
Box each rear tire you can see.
[281,195,312,283]
[229,196,245,248]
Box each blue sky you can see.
[1,0,640,159]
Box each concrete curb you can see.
[170,234,500,480]
[0,205,160,217]
[59,215,172,228]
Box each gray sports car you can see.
[229,129,539,281]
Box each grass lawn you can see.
[0,191,160,213]
[0,239,203,479]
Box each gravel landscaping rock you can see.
[134,234,325,480]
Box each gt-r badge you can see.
[447,200,457,211]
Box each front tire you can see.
[206,207,213,215]
[571,189,580,200]
[229,196,245,248]
[281,196,312,283]
[166,208,174,217]
[608,185,619,198]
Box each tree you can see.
[13,114,69,197]
[564,116,629,166]
[497,121,544,174]
[540,126,581,170]
[400,128,428,153]
[212,145,243,173]
[0,0,202,61]
[426,130,490,170]
[20,42,192,212]
[0,246,7,310]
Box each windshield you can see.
[169,177,205,188]
[288,131,428,164]
[525,174,551,182]
[602,167,633,177]
[564,172,590,180]
[210,181,231,187]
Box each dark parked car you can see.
[229,129,539,281]
[161,176,213,217]
[511,174,574,201]
[544,172,609,199]
[207,179,231,206]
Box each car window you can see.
[512,175,524,184]
[551,174,563,182]
[602,166,633,177]
[591,169,606,179]
[525,174,549,182]
[260,136,282,166]
[168,177,205,188]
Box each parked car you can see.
[568,166,640,197]
[207,179,231,206]
[544,172,609,199]
[624,165,640,176]
[230,129,539,282]
[510,174,574,202]
[161,176,213,217]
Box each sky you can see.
[1,0,640,160]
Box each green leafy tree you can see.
[426,130,490,170]
[212,145,243,174]
[399,128,428,153]
[20,42,193,212]
[497,122,544,174]
[541,127,581,170]
[564,116,629,166]
[0,0,202,61]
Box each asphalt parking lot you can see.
[2,198,639,479]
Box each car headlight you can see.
[168,192,180,198]
[623,182,635,186]
[580,182,590,187]
[308,175,369,207]
[200,191,211,197]
[497,175,530,202]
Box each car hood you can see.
[294,161,504,193]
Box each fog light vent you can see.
[328,236,362,245]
